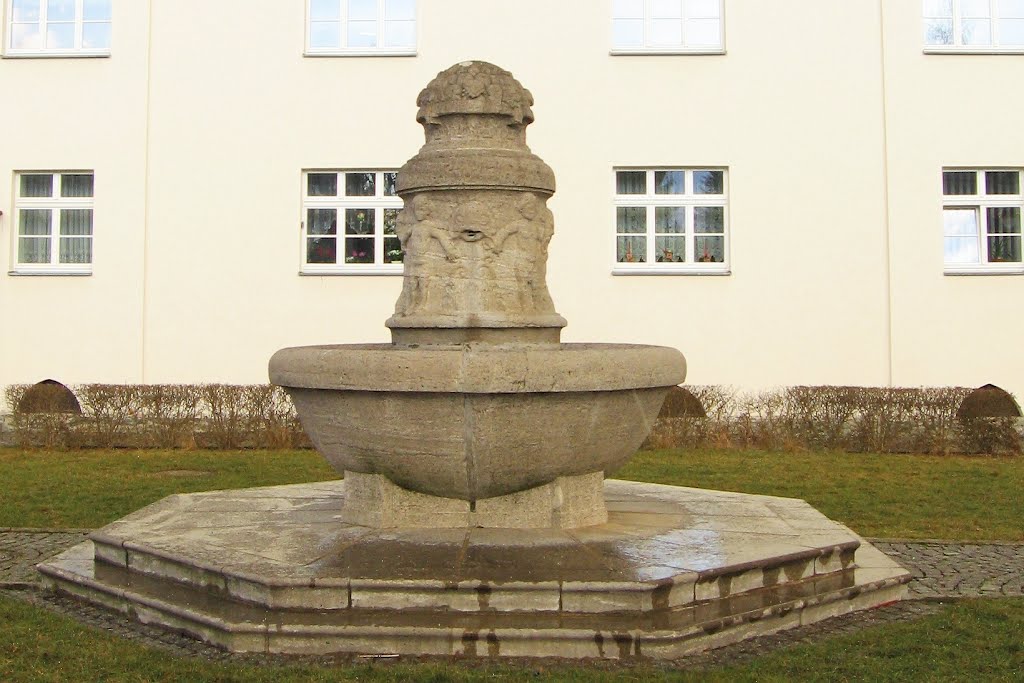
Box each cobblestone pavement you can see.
[1,530,1021,669]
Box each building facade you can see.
[2,1,1022,404]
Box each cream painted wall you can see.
[881,2,1024,399]
[1,1,1021,406]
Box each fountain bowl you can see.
[270,342,685,501]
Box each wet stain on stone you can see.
[785,560,810,582]
[594,631,605,658]
[651,580,672,610]
[486,630,500,657]
[763,566,781,587]
[612,632,633,659]
[461,630,478,657]
[476,583,492,610]
[718,575,733,598]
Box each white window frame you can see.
[4,0,112,58]
[942,168,1024,275]
[304,0,417,57]
[301,169,405,275]
[11,171,95,276]
[610,0,725,55]
[612,167,730,275]
[923,0,1024,54]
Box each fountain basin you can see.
[270,343,685,501]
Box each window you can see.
[12,172,94,274]
[5,0,111,56]
[613,168,728,273]
[306,0,415,55]
[924,0,1024,51]
[302,170,404,274]
[611,0,723,54]
[943,169,1023,273]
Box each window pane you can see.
[962,18,992,44]
[923,0,953,16]
[617,235,646,263]
[651,0,682,18]
[307,208,337,235]
[695,206,725,233]
[961,0,991,17]
[12,0,41,22]
[686,18,721,46]
[613,0,644,19]
[348,20,377,46]
[655,206,685,233]
[945,236,979,264]
[616,171,646,194]
[988,236,1022,262]
[61,174,94,197]
[345,172,375,196]
[612,19,644,47]
[310,0,341,20]
[60,209,93,235]
[383,208,399,235]
[82,0,112,21]
[924,18,955,43]
[655,235,685,262]
[345,208,375,235]
[999,18,1024,44]
[655,170,685,194]
[695,235,725,262]
[19,237,51,264]
[385,0,415,20]
[82,22,111,49]
[345,237,374,263]
[617,207,646,233]
[11,23,43,49]
[59,237,92,264]
[987,207,1021,234]
[307,237,336,264]
[384,20,415,47]
[986,171,1020,195]
[383,172,398,196]
[307,173,338,197]
[19,209,51,235]
[309,21,340,48]
[384,236,404,263]
[942,171,977,195]
[348,0,377,20]
[693,170,724,194]
[46,22,74,49]
[1001,0,1024,15]
[20,174,53,198]
[47,0,75,22]
[943,208,979,236]
[687,0,721,18]
[649,19,682,45]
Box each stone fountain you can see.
[38,62,910,659]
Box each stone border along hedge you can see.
[0,383,1020,454]
[644,385,1023,456]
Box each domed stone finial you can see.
[415,61,535,127]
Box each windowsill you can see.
[2,51,110,59]
[612,266,730,276]
[303,49,417,58]
[924,46,1024,55]
[8,269,92,276]
[944,265,1024,276]
[610,47,725,56]
[300,267,403,276]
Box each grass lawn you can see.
[0,593,1021,682]
[1,447,1020,541]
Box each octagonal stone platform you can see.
[37,480,909,659]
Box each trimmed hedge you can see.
[2,384,310,450]
[644,385,1022,456]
